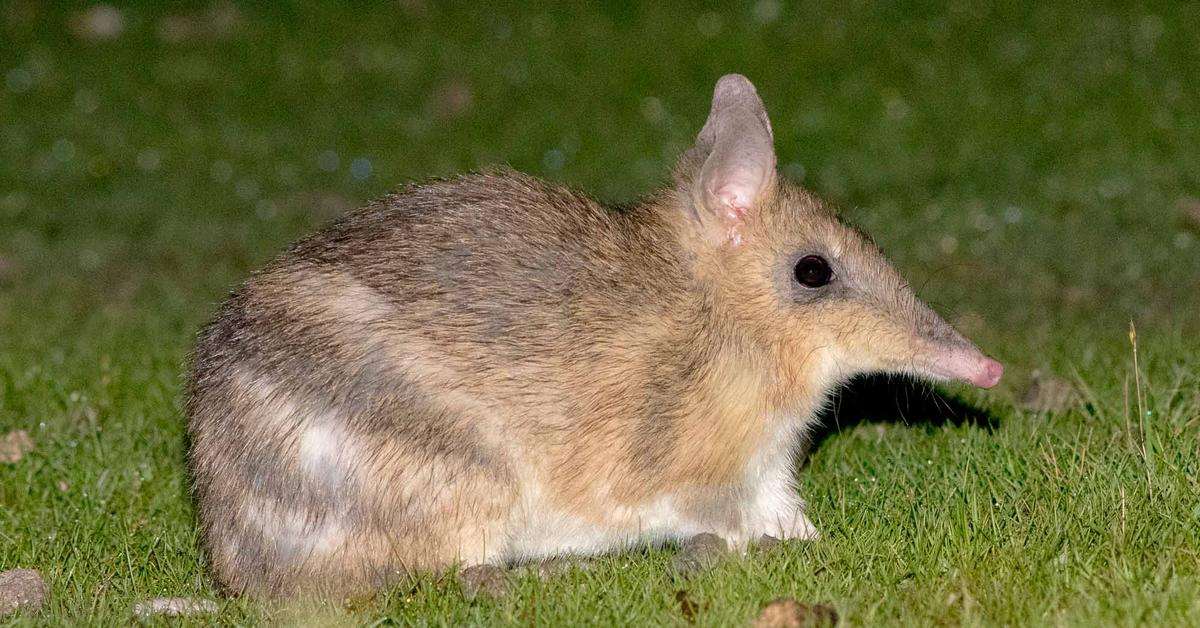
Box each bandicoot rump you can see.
[185,74,1003,599]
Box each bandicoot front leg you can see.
[744,488,820,546]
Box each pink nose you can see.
[929,348,1005,389]
[971,357,1004,389]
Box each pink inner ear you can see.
[713,181,754,214]
[712,185,747,245]
[710,169,764,245]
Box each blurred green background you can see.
[1,1,1198,625]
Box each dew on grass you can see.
[255,199,277,221]
[210,160,233,183]
[696,12,723,37]
[79,249,101,270]
[883,92,910,120]
[490,15,512,40]
[319,59,345,85]
[318,150,339,172]
[971,211,995,232]
[350,157,373,180]
[276,162,300,186]
[784,162,806,181]
[1098,176,1132,199]
[631,158,660,185]
[543,149,565,171]
[136,148,161,172]
[641,97,665,124]
[752,0,781,24]
[504,60,528,85]
[939,235,958,254]
[1,192,27,216]
[235,178,259,200]
[6,68,33,93]
[530,13,556,38]
[560,132,580,156]
[74,89,98,113]
[52,139,76,162]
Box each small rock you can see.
[457,565,509,601]
[67,4,125,43]
[1018,371,1076,413]
[756,535,782,551]
[429,81,473,119]
[0,569,48,616]
[132,597,218,617]
[0,430,34,464]
[0,255,16,282]
[752,598,838,628]
[157,2,243,44]
[1179,197,1200,232]
[669,533,728,578]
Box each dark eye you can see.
[794,255,833,288]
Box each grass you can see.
[1,1,1198,625]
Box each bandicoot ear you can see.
[690,74,777,246]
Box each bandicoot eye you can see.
[794,255,833,288]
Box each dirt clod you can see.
[0,430,33,464]
[752,598,838,628]
[1018,371,1077,413]
[0,569,48,616]
[429,81,474,119]
[1178,197,1200,232]
[670,533,728,578]
[457,565,509,601]
[67,4,125,43]
[675,589,703,623]
[157,2,243,44]
[132,597,218,617]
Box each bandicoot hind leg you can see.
[191,373,520,598]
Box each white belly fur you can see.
[504,417,817,562]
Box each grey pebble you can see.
[669,533,728,578]
[457,565,510,601]
[0,569,48,616]
[1019,370,1077,413]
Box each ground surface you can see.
[1,1,1198,626]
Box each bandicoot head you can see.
[673,74,1002,407]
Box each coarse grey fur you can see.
[185,74,1001,600]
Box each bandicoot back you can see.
[186,74,1002,599]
